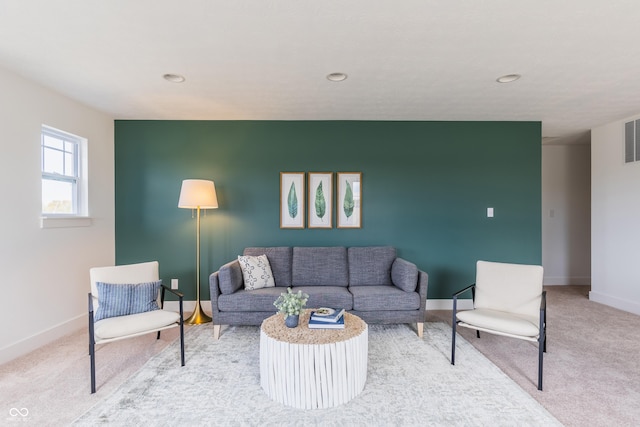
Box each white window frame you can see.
[624,118,640,164]
[40,125,90,228]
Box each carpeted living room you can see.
[2,2,640,426]
[3,286,640,425]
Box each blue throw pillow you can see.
[95,282,132,321]
[130,281,161,314]
[94,280,161,322]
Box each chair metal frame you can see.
[88,280,185,394]
[451,283,547,390]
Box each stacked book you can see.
[308,307,346,329]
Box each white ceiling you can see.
[2,1,639,144]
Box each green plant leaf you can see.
[273,287,309,318]
[287,182,298,219]
[343,180,354,218]
[315,181,326,220]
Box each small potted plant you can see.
[274,287,309,328]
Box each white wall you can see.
[591,116,640,315]
[0,67,114,363]
[542,143,591,285]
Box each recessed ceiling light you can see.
[496,74,521,83]
[163,73,186,83]
[327,72,348,82]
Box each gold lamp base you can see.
[184,301,212,325]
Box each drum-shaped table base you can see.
[260,311,368,409]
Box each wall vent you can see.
[624,119,640,163]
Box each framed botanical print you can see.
[337,172,362,228]
[280,172,305,228]
[308,172,333,228]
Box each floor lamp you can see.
[178,179,218,325]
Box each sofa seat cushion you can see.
[94,310,180,340]
[244,247,293,287]
[348,246,396,286]
[292,247,348,286]
[218,287,284,312]
[293,286,353,310]
[350,285,421,311]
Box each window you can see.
[41,125,87,217]
[624,119,640,163]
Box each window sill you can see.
[41,216,92,229]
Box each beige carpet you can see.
[429,285,640,426]
[1,285,640,425]
[0,325,180,425]
[73,322,560,426]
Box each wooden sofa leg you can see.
[417,322,424,338]
[213,324,221,340]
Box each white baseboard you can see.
[0,314,86,365]
[426,299,474,311]
[589,291,640,316]
[0,298,475,365]
[544,276,591,286]
[168,300,471,313]
[164,300,212,313]
[0,301,212,365]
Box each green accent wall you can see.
[115,120,541,301]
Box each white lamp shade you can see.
[178,179,218,209]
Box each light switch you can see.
[487,207,494,218]
[171,278,179,289]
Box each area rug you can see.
[74,322,561,426]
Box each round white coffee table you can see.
[260,310,368,409]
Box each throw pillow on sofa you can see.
[391,258,419,292]
[238,254,275,290]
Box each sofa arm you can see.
[210,259,244,316]
[417,270,429,310]
[209,271,222,318]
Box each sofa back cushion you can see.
[292,247,348,286]
[243,247,292,287]
[348,246,396,286]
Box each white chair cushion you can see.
[475,260,543,319]
[94,309,180,340]
[456,308,540,338]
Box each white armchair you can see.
[451,260,546,390]
[88,261,184,393]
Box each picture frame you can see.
[337,172,362,228]
[308,172,333,228]
[280,172,305,228]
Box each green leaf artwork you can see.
[343,180,354,219]
[287,182,298,219]
[315,181,326,221]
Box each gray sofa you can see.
[209,246,428,339]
